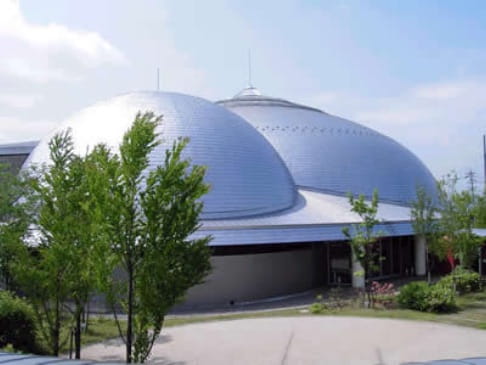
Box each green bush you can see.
[309,294,328,314]
[397,281,457,313]
[438,267,481,294]
[425,284,457,313]
[0,290,37,353]
[0,344,15,353]
[397,281,429,311]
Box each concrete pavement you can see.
[82,316,486,364]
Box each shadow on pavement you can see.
[402,357,486,364]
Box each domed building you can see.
[25,92,297,220]
[217,87,436,205]
[0,87,435,308]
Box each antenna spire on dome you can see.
[248,49,253,88]
[233,49,262,98]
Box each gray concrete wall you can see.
[182,248,314,307]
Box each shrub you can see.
[425,284,457,313]
[309,294,328,314]
[0,290,37,353]
[397,281,457,313]
[397,281,429,311]
[0,344,15,353]
[438,267,481,294]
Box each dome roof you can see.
[218,88,437,205]
[26,91,297,219]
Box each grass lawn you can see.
[308,290,486,329]
[447,290,486,328]
[301,290,486,330]
[81,317,124,347]
[70,290,486,352]
[37,317,124,355]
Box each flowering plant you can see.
[370,281,395,308]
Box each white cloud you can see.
[0,1,209,143]
[0,0,129,143]
[0,116,56,142]
[0,0,125,83]
[0,92,41,108]
[308,78,486,182]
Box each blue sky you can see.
[1,0,486,186]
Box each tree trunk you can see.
[126,263,134,363]
[4,268,11,291]
[75,308,82,359]
[53,297,60,356]
[364,249,371,309]
[85,302,90,334]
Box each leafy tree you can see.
[0,164,34,291]
[465,170,478,198]
[15,131,77,356]
[100,112,212,363]
[342,190,381,307]
[64,147,115,359]
[12,112,211,361]
[15,132,113,357]
[436,172,482,269]
[410,185,439,283]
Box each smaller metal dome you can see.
[218,90,437,205]
[25,91,297,219]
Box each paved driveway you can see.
[82,316,486,365]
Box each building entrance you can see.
[324,236,416,287]
[328,242,352,285]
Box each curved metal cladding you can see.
[25,91,297,219]
[218,91,437,205]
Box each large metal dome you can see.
[218,88,437,205]
[25,91,297,219]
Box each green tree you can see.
[64,147,116,359]
[101,112,212,363]
[410,185,439,283]
[342,190,381,307]
[437,172,482,269]
[15,131,78,356]
[15,132,112,357]
[0,164,35,291]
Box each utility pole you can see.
[483,134,486,192]
[465,170,476,198]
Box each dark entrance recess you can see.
[370,235,415,280]
[328,242,352,286]
[322,235,416,286]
